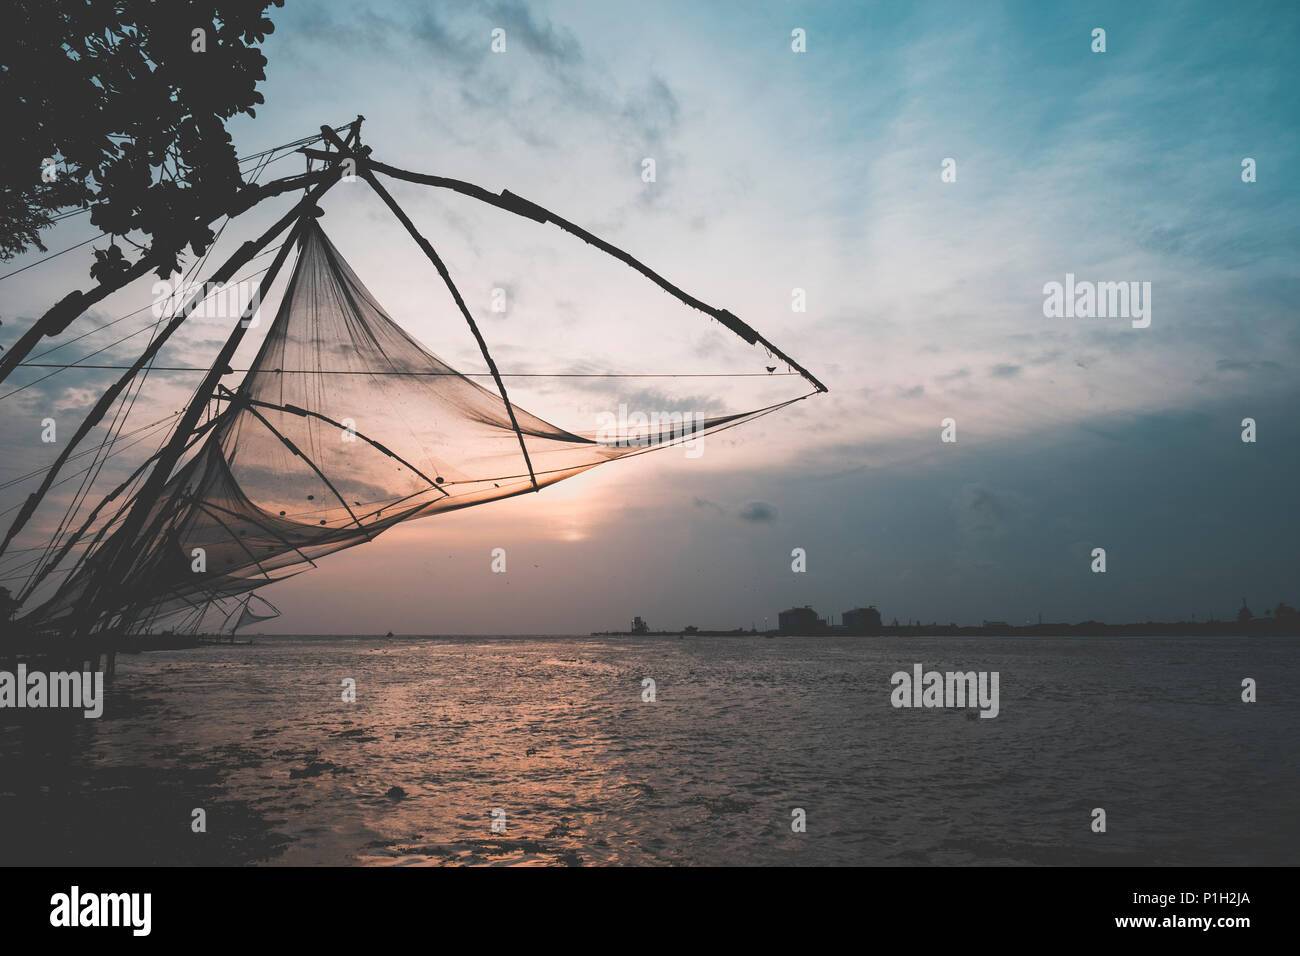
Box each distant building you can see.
[778,606,824,634]
[631,616,649,634]
[841,606,882,634]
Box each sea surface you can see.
[2,634,1297,866]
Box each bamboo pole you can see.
[0,174,340,561]
[0,169,329,384]
[74,199,333,637]
[360,168,540,492]
[364,158,828,394]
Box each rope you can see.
[8,366,801,378]
[10,153,279,595]
[0,235,101,281]
[0,258,279,401]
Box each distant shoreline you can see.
[27,625,1295,647]
[591,621,1300,638]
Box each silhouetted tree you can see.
[1,0,284,280]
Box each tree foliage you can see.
[0,0,285,280]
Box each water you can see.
[2,634,1297,865]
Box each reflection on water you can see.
[2,635,1297,865]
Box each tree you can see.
[0,0,285,280]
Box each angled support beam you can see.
[358,167,541,493]
[72,183,342,636]
[345,116,365,148]
[17,416,221,603]
[247,399,451,498]
[191,500,277,582]
[364,158,828,394]
[240,403,371,534]
[195,497,320,571]
[0,176,339,562]
[0,168,331,385]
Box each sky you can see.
[1,0,1298,632]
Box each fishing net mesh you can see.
[28,220,779,630]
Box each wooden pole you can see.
[365,158,828,394]
[75,192,336,637]
[360,168,540,492]
[0,169,330,385]
[0,174,340,561]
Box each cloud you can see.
[619,75,680,147]
[485,1,583,65]
[605,387,725,415]
[954,484,1011,538]
[6,0,1300,634]
[1216,359,1284,375]
[738,500,776,523]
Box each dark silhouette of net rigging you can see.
[23,220,801,629]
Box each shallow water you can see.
[2,634,1297,865]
